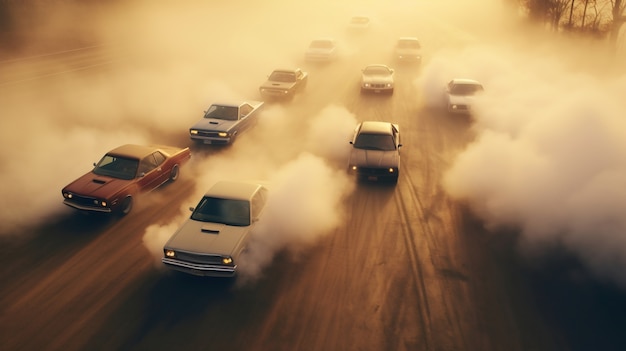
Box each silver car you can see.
[360,64,395,94]
[162,180,269,277]
[348,121,401,184]
[444,78,484,114]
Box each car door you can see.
[238,104,255,131]
[137,152,167,192]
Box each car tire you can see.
[169,164,180,182]
[120,196,133,216]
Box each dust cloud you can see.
[142,105,357,283]
[408,8,626,287]
[3,0,626,289]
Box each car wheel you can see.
[169,164,180,182]
[120,196,133,216]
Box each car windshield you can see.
[450,83,483,95]
[269,71,296,83]
[350,17,369,25]
[363,66,391,76]
[191,196,251,226]
[354,133,396,151]
[397,40,420,49]
[93,155,138,180]
[204,105,239,121]
[310,40,333,49]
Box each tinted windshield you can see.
[450,83,483,95]
[191,196,251,226]
[310,40,333,49]
[93,155,138,180]
[398,40,420,49]
[363,66,391,75]
[354,133,396,151]
[204,105,239,121]
[269,71,296,82]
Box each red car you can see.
[62,144,191,215]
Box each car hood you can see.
[349,148,399,168]
[396,48,421,56]
[260,80,295,90]
[190,118,237,132]
[306,47,334,55]
[63,172,130,199]
[448,94,476,105]
[362,75,394,84]
[165,219,249,256]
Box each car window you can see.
[191,197,251,226]
[364,66,391,75]
[310,40,334,49]
[354,133,396,151]
[251,187,268,220]
[138,153,160,175]
[398,40,420,49]
[240,104,253,117]
[93,155,138,180]
[205,105,239,121]
[152,151,166,166]
[269,71,296,82]
[450,83,483,95]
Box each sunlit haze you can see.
[2,0,626,287]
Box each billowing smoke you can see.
[416,43,626,287]
[142,105,357,283]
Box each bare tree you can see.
[608,0,626,52]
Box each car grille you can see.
[176,251,225,264]
[67,194,100,207]
[195,131,222,138]
[357,167,393,176]
[369,83,388,89]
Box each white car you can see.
[348,121,401,184]
[360,64,395,94]
[444,78,484,114]
[162,180,269,277]
[347,15,371,31]
[394,37,422,62]
[305,38,338,62]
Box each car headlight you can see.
[388,168,396,174]
[350,165,358,171]
[218,132,229,137]
[386,83,392,87]
[363,83,370,88]
[92,199,106,206]
[63,192,72,199]
[164,249,176,258]
[190,129,199,135]
[222,256,233,265]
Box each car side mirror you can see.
[349,141,354,144]
[189,207,195,212]
[398,143,403,148]
[93,162,97,167]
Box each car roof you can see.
[106,144,160,159]
[358,121,394,135]
[272,68,299,74]
[211,102,245,108]
[204,180,265,201]
[364,64,391,69]
[450,78,482,85]
[398,37,419,42]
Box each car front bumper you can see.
[190,135,232,145]
[162,257,237,277]
[63,199,112,213]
